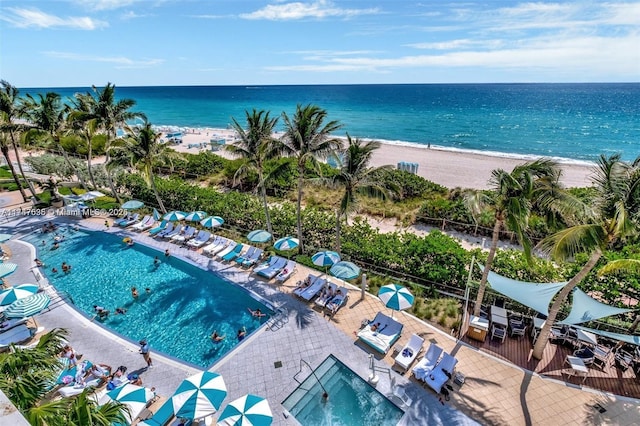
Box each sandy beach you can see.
[171,127,595,190]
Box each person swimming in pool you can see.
[211,331,225,342]
[131,287,139,298]
[237,327,246,341]
[248,308,266,317]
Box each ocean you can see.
[22,84,640,163]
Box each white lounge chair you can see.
[162,224,183,239]
[202,236,227,256]
[412,342,443,381]
[129,215,152,230]
[171,226,196,243]
[425,352,458,394]
[296,276,326,301]
[153,222,173,238]
[216,241,238,259]
[187,230,211,248]
[275,259,296,282]
[314,282,338,308]
[325,286,349,315]
[394,333,425,372]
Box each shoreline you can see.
[169,126,595,190]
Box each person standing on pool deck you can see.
[139,340,153,368]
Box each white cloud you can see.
[75,0,137,11]
[1,7,108,30]
[407,39,503,50]
[240,0,380,20]
[44,51,164,68]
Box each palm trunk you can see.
[532,249,602,359]
[57,141,88,191]
[8,132,37,200]
[335,209,342,255]
[148,167,166,214]
[86,138,97,189]
[1,145,28,201]
[104,150,121,204]
[629,314,640,333]
[296,171,304,253]
[258,170,273,235]
[473,218,502,316]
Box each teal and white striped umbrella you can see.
[200,216,224,228]
[273,237,298,251]
[5,293,50,318]
[164,211,187,221]
[217,394,272,426]
[105,383,154,423]
[172,371,227,419]
[185,211,208,221]
[0,284,39,306]
[378,283,414,312]
[330,261,361,280]
[0,262,17,278]
[0,233,12,243]
[152,208,162,221]
[312,251,341,268]
[122,200,144,210]
[247,230,272,243]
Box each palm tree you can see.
[532,154,640,359]
[114,120,177,213]
[280,104,343,252]
[21,92,88,190]
[331,135,393,253]
[226,109,279,234]
[464,159,561,317]
[73,83,145,204]
[0,80,38,201]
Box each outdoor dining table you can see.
[565,355,589,383]
[491,312,508,328]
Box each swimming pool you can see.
[26,227,271,368]
[282,355,404,425]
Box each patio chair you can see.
[234,246,257,265]
[202,237,228,256]
[573,347,595,366]
[215,241,238,258]
[256,257,288,279]
[393,333,425,373]
[253,256,280,275]
[118,214,140,227]
[187,231,211,248]
[171,226,196,243]
[162,224,183,239]
[241,248,263,267]
[129,216,152,230]
[615,349,634,372]
[296,276,326,301]
[509,319,527,338]
[491,324,506,342]
[412,343,444,381]
[325,287,348,315]
[593,345,612,368]
[147,221,167,235]
[153,222,173,238]
[425,352,458,394]
[114,214,134,226]
[314,282,338,308]
[275,260,296,282]
[221,243,244,262]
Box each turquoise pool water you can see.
[282,355,404,425]
[26,227,271,368]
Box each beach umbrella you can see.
[172,371,227,420]
[122,200,145,210]
[273,237,298,252]
[105,383,154,423]
[5,293,51,318]
[200,216,224,228]
[185,211,208,222]
[164,211,187,221]
[312,251,341,268]
[330,261,361,281]
[0,284,39,306]
[378,283,414,317]
[0,262,17,278]
[0,233,13,243]
[217,394,272,426]
[152,208,162,221]
[247,230,272,243]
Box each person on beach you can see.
[139,340,153,368]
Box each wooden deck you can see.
[461,326,640,399]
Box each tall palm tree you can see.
[74,83,145,203]
[331,135,392,253]
[280,104,343,252]
[465,159,561,317]
[0,80,38,201]
[532,154,640,359]
[226,109,279,234]
[21,92,88,190]
[114,120,177,213]
[598,259,640,332]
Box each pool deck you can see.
[2,207,640,425]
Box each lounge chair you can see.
[356,312,403,354]
[412,343,444,381]
[114,214,134,226]
[275,259,296,282]
[215,241,238,259]
[253,256,279,275]
[241,248,263,267]
[137,397,175,426]
[0,317,28,333]
[153,222,173,238]
[234,246,257,265]
[129,215,151,230]
[131,216,156,232]
[325,286,349,315]
[162,224,183,239]
[314,282,338,308]
[221,243,244,262]
[186,230,211,248]
[296,276,326,301]
[118,213,139,227]
[0,324,37,349]
[394,333,425,372]
[171,226,196,243]
[148,221,167,235]
[202,236,227,256]
[256,256,288,279]
[425,352,458,394]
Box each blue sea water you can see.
[22,84,640,162]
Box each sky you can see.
[1,0,639,88]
